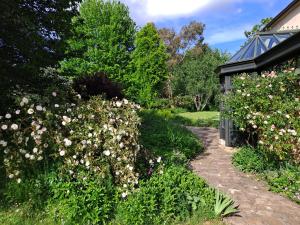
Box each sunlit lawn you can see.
[178,111,220,122]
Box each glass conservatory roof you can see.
[228,32,296,64]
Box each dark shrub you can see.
[73,72,124,100]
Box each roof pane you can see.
[242,41,256,60]
[256,38,267,56]
[275,33,292,41]
[227,31,296,64]
[260,35,279,48]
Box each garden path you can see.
[187,126,300,225]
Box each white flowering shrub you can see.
[223,70,300,162]
[55,97,141,193]
[0,89,141,192]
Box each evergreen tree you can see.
[0,0,80,76]
[60,0,136,82]
[127,23,168,106]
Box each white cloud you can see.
[205,24,252,45]
[121,0,239,23]
[145,0,212,17]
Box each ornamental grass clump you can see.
[223,70,300,163]
[0,89,141,194]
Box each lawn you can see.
[167,111,220,128]
[178,111,220,123]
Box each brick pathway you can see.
[187,126,300,225]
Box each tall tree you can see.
[173,48,228,111]
[127,23,168,106]
[0,0,80,76]
[158,21,205,98]
[60,0,136,82]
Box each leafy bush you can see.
[114,166,216,225]
[233,146,300,204]
[223,70,300,163]
[47,170,116,224]
[73,72,124,100]
[232,146,277,173]
[264,164,300,203]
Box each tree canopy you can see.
[0,0,80,76]
[172,48,228,110]
[59,0,136,82]
[127,23,168,106]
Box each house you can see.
[218,0,300,147]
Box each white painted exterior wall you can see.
[269,1,300,32]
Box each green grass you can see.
[178,111,220,122]
[170,111,220,128]
[139,110,204,163]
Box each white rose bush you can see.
[0,89,142,193]
[223,69,300,163]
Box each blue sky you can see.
[120,0,293,55]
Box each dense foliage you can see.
[60,0,136,81]
[127,23,168,107]
[173,48,228,110]
[224,70,300,163]
[115,166,215,225]
[232,146,300,204]
[0,0,80,75]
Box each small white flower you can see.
[157,157,162,163]
[59,150,65,156]
[263,121,268,125]
[22,97,29,104]
[103,150,110,156]
[128,166,133,171]
[8,174,14,179]
[121,192,127,198]
[285,114,290,119]
[63,116,71,123]
[11,124,18,130]
[116,101,122,107]
[123,99,129,104]
[15,110,20,114]
[119,142,124,148]
[1,124,8,130]
[27,108,34,114]
[52,92,57,97]
[246,94,250,97]
[258,140,264,144]
[37,156,43,161]
[64,138,72,147]
[5,113,11,119]
[252,125,257,129]
[0,140,7,147]
[30,155,35,160]
[54,104,59,108]
[268,95,273,99]
[25,153,30,158]
[33,148,38,153]
[116,171,120,175]
[36,105,43,111]
[88,133,93,138]
[17,178,21,183]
